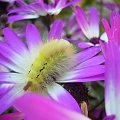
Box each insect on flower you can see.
[0,20,105,114]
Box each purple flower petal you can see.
[78,55,105,68]
[47,83,81,113]
[0,84,24,114]
[48,20,63,40]
[3,28,27,55]
[102,18,111,40]
[89,7,99,38]
[78,42,94,48]
[105,40,120,118]
[75,46,101,64]
[74,6,90,39]
[0,72,25,84]
[26,24,41,52]
[58,74,105,83]
[58,65,105,81]
[8,14,39,22]
[0,84,14,98]
[14,93,91,120]
[0,112,24,120]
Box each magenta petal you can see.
[0,84,14,97]
[58,73,105,83]
[89,7,99,38]
[14,93,90,120]
[75,46,101,64]
[78,42,94,48]
[103,115,116,120]
[8,14,39,22]
[3,28,27,55]
[74,6,90,39]
[79,55,105,68]
[102,18,111,40]
[47,83,81,113]
[74,65,105,78]
[105,40,120,118]
[48,20,63,40]
[26,24,41,51]
[0,84,24,114]
[0,112,24,120]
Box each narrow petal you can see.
[0,84,24,114]
[78,42,94,48]
[103,115,116,120]
[105,40,120,119]
[26,24,41,59]
[74,6,90,39]
[47,83,81,113]
[14,93,91,120]
[0,84,14,97]
[0,112,24,120]
[58,65,105,81]
[3,28,27,55]
[57,74,105,83]
[26,24,41,49]
[0,72,25,84]
[102,18,111,40]
[89,7,99,38]
[8,14,39,22]
[77,55,105,68]
[48,20,63,40]
[0,42,29,73]
[75,46,101,64]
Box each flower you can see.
[0,92,91,120]
[74,6,108,48]
[8,0,81,22]
[0,20,105,114]
[102,11,120,119]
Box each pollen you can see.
[26,39,75,93]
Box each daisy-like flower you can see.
[0,20,105,114]
[0,93,91,120]
[102,11,120,119]
[74,6,108,48]
[8,0,81,22]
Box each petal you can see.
[103,115,116,120]
[26,24,41,59]
[58,65,105,81]
[0,84,14,97]
[105,40,120,119]
[89,7,99,38]
[0,72,25,84]
[0,112,24,120]
[3,27,27,55]
[78,42,94,48]
[48,20,63,40]
[8,14,39,22]
[75,46,101,64]
[57,74,105,83]
[0,84,24,114]
[74,6,90,39]
[26,24,41,49]
[0,42,29,73]
[47,83,81,113]
[14,93,91,120]
[102,18,111,40]
[77,55,105,68]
